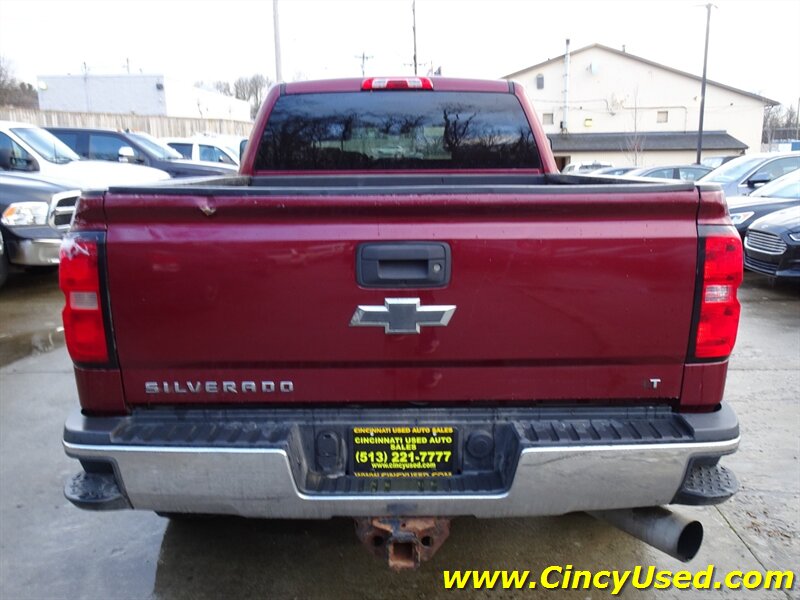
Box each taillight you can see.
[692,233,743,359]
[362,77,434,91]
[59,236,109,363]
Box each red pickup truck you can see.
[60,77,743,569]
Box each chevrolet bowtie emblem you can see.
[349,298,456,334]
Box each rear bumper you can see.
[63,404,739,519]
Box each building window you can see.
[657,110,669,123]
[542,112,554,125]
[536,74,544,90]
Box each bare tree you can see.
[442,107,476,152]
[621,87,643,166]
[763,104,799,148]
[0,56,38,109]
[194,80,234,96]
[197,74,271,119]
[0,56,13,90]
[213,81,233,96]
[234,74,270,118]
[622,131,645,166]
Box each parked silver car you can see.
[625,164,712,181]
[699,152,800,197]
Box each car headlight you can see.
[788,232,800,242]
[729,211,754,225]
[1,202,50,227]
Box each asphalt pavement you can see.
[0,271,797,599]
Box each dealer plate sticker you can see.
[352,426,456,477]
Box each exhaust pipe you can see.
[589,507,703,562]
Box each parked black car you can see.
[727,170,800,238]
[743,205,800,281]
[0,172,78,287]
[46,128,238,178]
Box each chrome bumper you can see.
[6,238,61,266]
[64,431,739,519]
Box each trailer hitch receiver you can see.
[354,517,451,570]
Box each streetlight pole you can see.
[696,3,714,164]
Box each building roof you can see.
[503,43,779,106]
[547,130,748,153]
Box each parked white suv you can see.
[162,136,242,166]
[0,122,170,187]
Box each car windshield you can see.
[11,127,81,164]
[700,156,764,183]
[751,171,800,199]
[128,132,183,160]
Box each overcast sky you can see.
[1,0,798,107]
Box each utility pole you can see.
[82,62,91,112]
[355,52,373,77]
[696,3,714,164]
[562,38,570,133]
[412,0,418,76]
[273,0,283,82]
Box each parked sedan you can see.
[727,170,800,238]
[47,128,238,178]
[0,172,78,288]
[699,152,800,197]
[625,164,711,181]
[743,205,800,281]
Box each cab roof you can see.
[283,77,513,95]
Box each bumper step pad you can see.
[674,462,739,505]
[63,405,739,515]
[64,472,131,511]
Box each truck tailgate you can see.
[104,187,699,405]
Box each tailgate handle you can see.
[357,242,451,288]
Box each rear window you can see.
[254,91,541,171]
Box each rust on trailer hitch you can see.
[354,516,451,570]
